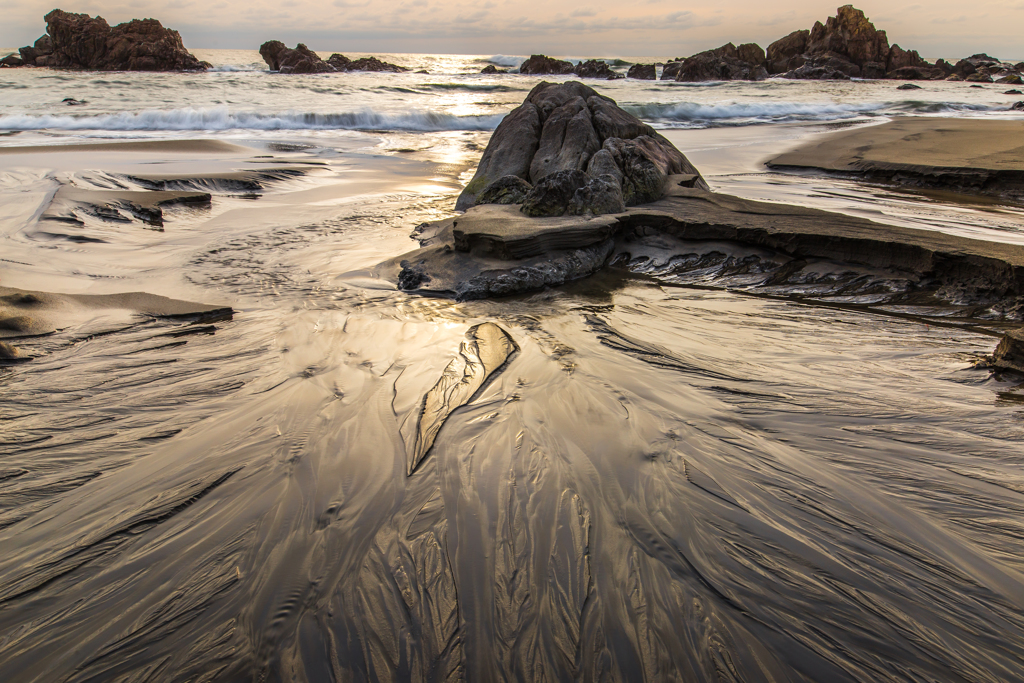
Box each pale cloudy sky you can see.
[3,1,1022,61]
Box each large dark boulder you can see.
[19,35,53,64]
[568,174,625,216]
[456,81,707,212]
[782,55,854,80]
[0,54,24,68]
[260,43,405,73]
[766,29,809,74]
[475,175,533,206]
[887,65,946,81]
[627,63,656,79]
[661,60,684,80]
[991,328,1024,373]
[340,56,407,73]
[670,43,768,82]
[529,95,601,181]
[574,59,621,79]
[260,41,332,73]
[519,54,574,75]
[42,9,209,71]
[886,44,926,73]
[455,101,542,210]
[521,170,590,217]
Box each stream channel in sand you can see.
[1,74,1024,680]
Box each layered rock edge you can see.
[377,179,1024,318]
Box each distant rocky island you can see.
[258,41,407,74]
[2,3,1021,83]
[509,5,1024,83]
[1,9,209,71]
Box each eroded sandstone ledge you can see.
[378,177,1024,318]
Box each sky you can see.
[2,1,1022,61]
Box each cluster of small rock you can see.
[513,55,623,80]
[258,41,406,74]
[455,81,707,217]
[1,9,209,71]
[498,5,1024,83]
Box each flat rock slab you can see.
[450,204,620,259]
[381,176,1024,307]
[767,119,1024,198]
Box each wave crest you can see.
[626,100,1001,127]
[0,107,504,132]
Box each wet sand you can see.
[1,128,1024,682]
[766,118,1024,200]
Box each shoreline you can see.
[766,118,1024,201]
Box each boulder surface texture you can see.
[455,81,707,213]
[29,9,210,71]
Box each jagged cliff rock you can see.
[259,41,406,73]
[662,43,768,82]
[34,9,209,71]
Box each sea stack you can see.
[7,9,211,71]
[455,80,706,211]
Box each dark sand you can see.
[767,118,1024,199]
[0,286,232,339]
[0,139,254,155]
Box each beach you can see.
[2,51,1024,682]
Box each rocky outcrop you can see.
[518,55,624,79]
[19,35,52,64]
[259,42,406,73]
[260,41,332,74]
[456,81,707,213]
[767,5,942,80]
[574,59,622,79]
[990,328,1024,373]
[379,178,1024,306]
[627,63,656,79]
[766,30,809,74]
[476,175,532,205]
[480,64,504,74]
[662,43,767,82]
[519,54,575,75]
[780,55,854,80]
[21,9,211,71]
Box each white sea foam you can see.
[627,100,1000,126]
[208,64,265,72]
[0,107,504,132]
[486,55,526,68]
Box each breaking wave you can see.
[208,64,265,72]
[484,55,526,68]
[0,107,504,132]
[628,100,1002,127]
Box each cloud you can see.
[570,7,597,17]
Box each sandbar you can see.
[766,118,1024,199]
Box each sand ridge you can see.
[766,118,1024,198]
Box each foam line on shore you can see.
[0,108,504,132]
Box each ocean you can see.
[1,51,1023,682]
